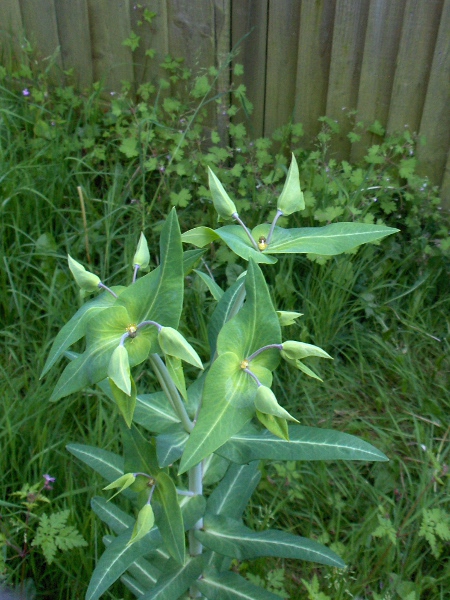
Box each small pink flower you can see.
[43,474,56,489]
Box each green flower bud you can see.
[208,167,238,220]
[103,473,136,500]
[277,311,303,326]
[256,410,289,441]
[133,232,150,269]
[254,385,299,423]
[127,503,155,545]
[281,341,332,361]
[158,327,203,370]
[276,154,304,216]
[68,255,101,291]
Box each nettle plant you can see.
[42,156,397,599]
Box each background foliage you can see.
[0,48,449,599]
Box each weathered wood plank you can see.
[87,0,134,91]
[264,0,301,137]
[214,0,232,143]
[54,0,93,89]
[416,0,450,189]
[231,0,268,138]
[294,0,336,144]
[351,0,406,161]
[0,0,24,62]
[326,0,370,159]
[440,148,450,208]
[387,0,444,134]
[18,0,62,67]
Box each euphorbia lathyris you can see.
[43,156,397,599]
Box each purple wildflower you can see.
[43,474,56,490]
[22,88,30,97]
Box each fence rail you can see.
[1,0,449,203]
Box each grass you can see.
[0,66,449,600]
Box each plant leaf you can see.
[108,345,131,395]
[156,428,189,468]
[255,410,289,441]
[196,514,345,567]
[207,277,246,357]
[182,248,207,274]
[194,269,224,300]
[122,424,160,476]
[252,222,399,256]
[141,556,204,599]
[134,392,181,433]
[217,424,389,463]
[66,444,124,482]
[164,355,188,400]
[153,471,185,564]
[197,569,281,600]
[128,504,155,545]
[109,377,137,427]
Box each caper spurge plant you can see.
[42,156,398,599]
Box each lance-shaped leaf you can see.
[103,473,136,501]
[41,288,124,377]
[122,423,160,476]
[128,504,155,545]
[156,428,189,468]
[208,167,238,219]
[276,153,304,215]
[252,221,399,256]
[194,269,224,300]
[110,377,137,428]
[197,570,281,600]
[68,255,101,291]
[158,327,203,370]
[254,385,299,423]
[133,392,181,433]
[67,444,124,482]
[153,471,185,564]
[142,556,204,600]
[86,527,162,600]
[182,248,207,275]
[207,277,246,357]
[118,207,183,328]
[133,232,150,268]
[165,355,188,400]
[108,345,131,395]
[196,514,345,567]
[217,424,389,463]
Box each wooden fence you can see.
[1,0,449,202]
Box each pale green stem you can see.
[266,209,283,244]
[232,212,259,251]
[188,461,203,598]
[148,354,194,433]
[97,282,118,298]
[132,264,140,283]
[246,343,283,363]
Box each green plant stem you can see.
[148,354,193,433]
[188,461,203,598]
[97,282,118,298]
[232,213,259,251]
[266,209,283,244]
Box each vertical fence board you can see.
[231,0,268,138]
[0,0,24,61]
[18,0,62,67]
[214,0,232,143]
[351,0,406,161]
[326,0,370,158]
[130,1,169,86]
[54,0,93,89]
[441,149,450,207]
[416,0,450,189]
[294,0,336,144]
[264,0,301,136]
[87,0,133,90]
[387,0,443,134]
